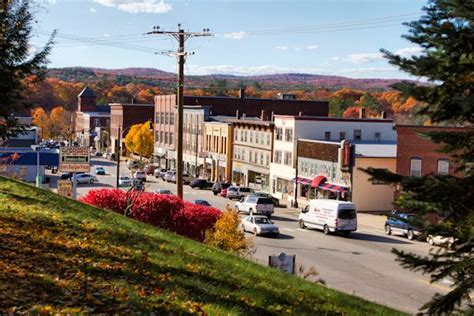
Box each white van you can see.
[298,199,357,236]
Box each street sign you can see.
[60,147,90,172]
[57,180,73,198]
[269,252,295,274]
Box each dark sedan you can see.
[189,179,213,189]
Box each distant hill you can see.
[47,67,405,91]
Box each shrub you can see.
[80,189,127,214]
[204,209,252,254]
[131,193,184,227]
[171,203,222,242]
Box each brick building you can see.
[109,103,154,155]
[75,87,110,149]
[396,125,466,177]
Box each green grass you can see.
[0,176,405,315]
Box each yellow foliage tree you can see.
[31,107,52,140]
[50,106,72,138]
[124,122,153,158]
[204,209,252,255]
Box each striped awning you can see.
[292,177,312,185]
[311,175,327,188]
[318,183,348,193]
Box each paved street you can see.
[49,158,452,314]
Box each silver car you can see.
[74,173,98,184]
[156,189,173,195]
[241,215,279,237]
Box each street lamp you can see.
[31,145,41,188]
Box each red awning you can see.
[311,176,327,188]
[292,177,312,185]
[318,183,348,193]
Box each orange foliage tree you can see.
[31,107,52,139]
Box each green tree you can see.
[367,1,474,314]
[0,0,55,139]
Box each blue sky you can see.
[35,0,427,79]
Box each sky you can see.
[34,0,428,79]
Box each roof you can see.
[354,142,397,158]
[276,115,393,123]
[0,152,59,166]
[78,87,96,98]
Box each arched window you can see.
[410,158,422,177]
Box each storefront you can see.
[248,170,270,192]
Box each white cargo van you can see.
[298,199,357,236]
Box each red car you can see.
[220,188,228,197]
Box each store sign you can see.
[269,252,295,274]
[60,147,90,172]
[341,140,351,170]
[57,180,72,197]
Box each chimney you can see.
[260,110,266,121]
[239,88,245,100]
[242,112,246,119]
[381,111,387,119]
[236,109,240,119]
[359,108,366,119]
[298,111,303,117]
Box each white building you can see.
[269,115,397,206]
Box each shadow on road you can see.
[274,233,294,240]
[350,232,412,244]
[270,215,297,223]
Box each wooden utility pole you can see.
[147,24,211,199]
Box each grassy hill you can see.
[0,177,405,315]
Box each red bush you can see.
[80,189,127,214]
[131,193,184,227]
[171,203,222,241]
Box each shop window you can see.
[324,131,331,141]
[410,158,422,177]
[340,131,346,140]
[438,159,449,175]
[275,127,283,141]
[354,130,362,141]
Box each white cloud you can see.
[90,7,97,13]
[222,32,248,40]
[294,47,301,52]
[395,46,423,57]
[104,33,110,37]
[93,0,172,14]
[306,45,320,50]
[331,56,340,61]
[47,0,56,4]
[274,46,289,51]
[187,65,330,76]
[346,52,384,64]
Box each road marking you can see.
[416,279,451,293]
[282,228,295,232]
[296,228,309,232]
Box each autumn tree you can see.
[0,0,55,139]
[50,106,72,138]
[329,88,365,117]
[124,122,153,158]
[31,107,52,140]
[342,106,378,119]
[367,1,474,314]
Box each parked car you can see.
[156,189,173,195]
[170,172,193,184]
[299,199,357,236]
[145,165,159,175]
[74,173,98,184]
[60,173,73,180]
[426,234,456,247]
[193,199,212,207]
[252,192,279,207]
[153,168,168,180]
[189,179,213,189]
[212,182,232,196]
[133,171,147,182]
[119,176,133,187]
[235,195,274,217]
[384,212,422,240]
[95,167,106,175]
[132,180,145,191]
[165,171,176,182]
[241,215,279,237]
[226,186,254,200]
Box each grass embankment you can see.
[0,177,405,315]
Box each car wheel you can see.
[213,192,218,196]
[407,229,415,240]
[385,225,392,235]
[299,220,306,229]
[323,225,330,235]
[253,228,258,236]
[235,206,240,213]
[427,236,434,246]
[89,179,93,184]
[249,208,254,216]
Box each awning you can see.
[318,183,348,193]
[311,175,327,188]
[292,176,312,185]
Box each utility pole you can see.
[147,24,212,199]
[116,125,121,188]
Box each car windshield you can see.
[338,208,356,220]
[228,187,237,191]
[255,217,271,224]
[240,188,251,192]
[257,198,273,204]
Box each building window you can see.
[375,132,381,142]
[169,133,174,145]
[94,118,100,127]
[155,132,160,142]
[300,161,309,174]
[170,113,174,125]
[249,131,254,143]
[244,131,248,142]
[274,150,282,164]
[340,131,346,140]
[242,149,246,161]
[354,130,362,141]
[310,163,316,175]
[266,153,270,166]
[410,158,422,177]
[165,113,169,124]
[284,151,292,166]
[234,130,238,141]
[260,153,264,165]
[284,128,293,142]
[275,127,283,141]
[160,112,164,124]
[438,159,449,175]
[254,151,258,164]
[164,132,168,144]
[255,132,259,144]
[155,112,160,124]
[324,131,331,141]
[267,133,271,145]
